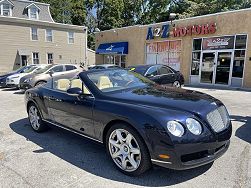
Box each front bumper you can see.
[149,124,232,170]
[19,82,32,90]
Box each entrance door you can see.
[215,52,232,85]
[200,51,233,85]
[200,52,216,84]
[21,56,27,67]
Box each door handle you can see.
[48,96,62,102]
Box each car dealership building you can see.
[95,8,251,89]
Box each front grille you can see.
[207,106,230,133]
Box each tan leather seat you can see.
[56,79,70,91]
[71,79,82,89]
[97,76,113,90]
[70,79,90,94]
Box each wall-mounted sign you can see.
[202,36,235,50]
[146,23,217,40]
[146,24,169,40]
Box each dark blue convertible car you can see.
[25,69,232,176]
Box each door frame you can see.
[199,49,234,86]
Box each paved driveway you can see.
[0,87,250,188]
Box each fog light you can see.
[159,154,170,159]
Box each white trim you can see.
[46,53,53,64]
[151,159,172,164]
[0,0,14,6]
[87,48,95,53]
[0,15,87,31]
[32,52,39,64]
[68,31,74,44]
[47,5,54,22]
[28,4,40,20]
[45,29,53,42]
[25,3,41,10]
[15,0,50,6]
[30,27,38,41]
[42,119,103,143]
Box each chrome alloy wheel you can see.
[108,129,141,172]
[28,106,40,130]
[173,81,181,88]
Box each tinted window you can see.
[158,66,173,75]
[145,66,158,77]
[65,65,76,71]
[193,39,202,51]
[50,65,64,73]
[129,66,148,75]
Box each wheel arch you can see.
[102,119,151,156]
[35,80,47,86]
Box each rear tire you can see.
[28,103,47,132]
[35,81,46,87]
[105,123,151,176]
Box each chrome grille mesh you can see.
[206,106,230,133]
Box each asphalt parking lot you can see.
[0,87,250,188]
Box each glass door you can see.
[200,52,216,84]
[215,52,232,85]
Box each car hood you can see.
[107,85,221,115]
[0,72,17,78]
[8,73,28,79]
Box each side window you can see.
[158,66,173,75]
[145,66,158,77]
[50,65,64,73]
[65,65,76,71]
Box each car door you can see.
[63,65,80,78]
[49,65,65,77]
[144,66,160,84]
[47,79,95,137]
[156,65,176,85]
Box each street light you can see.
[169,13,177,27]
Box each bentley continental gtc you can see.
[25,69,232,176]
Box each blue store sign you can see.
[146,24,170,40]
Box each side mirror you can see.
[67,87,83,96]
[48,70,54,77]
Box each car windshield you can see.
[87,69,155,93]
[129,66,148,75]
[34,65,54,74]
[19,66,35,73]
[23,66,38,73]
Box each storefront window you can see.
[121,55,126,68]
[232,50,245,78]
[235,35,247,49]
[191,52,201,75]
[193,39,202,51]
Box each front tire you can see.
[28,104,47,132]
[35,81,46,87]
[105,123,151,176]
[173,80,181,88]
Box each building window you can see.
[29,7,39,20]
[2,3,12,16]
[191,38,202,75]
[46,29,53,42]
[68,32,74,44]
[32,53,39,64]
[235,35,247,49]
[47,53,53,64]
[31,28,38,41]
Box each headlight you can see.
[186,118,202,135]
[12,76,19,79]
[167,121,184,137]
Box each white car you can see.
[6,64,47,88]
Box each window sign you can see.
[146,40,181,71]
[202,36,235,50]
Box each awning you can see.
[18,49,31,56]
[96,42,128,54]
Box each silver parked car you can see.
[19,64,82,89]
